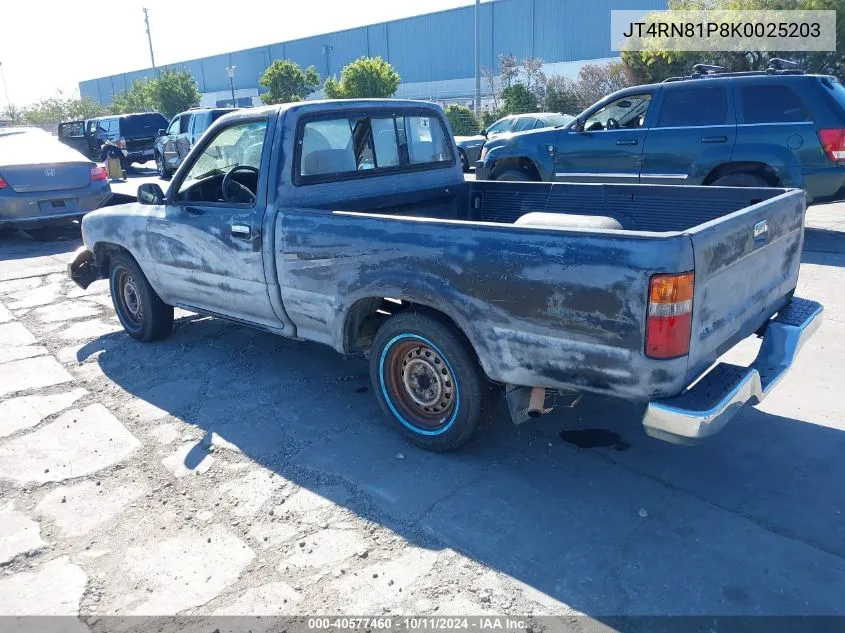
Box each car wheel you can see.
[109,251,174,342]
[155,152,171,180]
[370,310,500,452]
[495,168,536,182]
[458,149,469,173]
[710,172,772,188]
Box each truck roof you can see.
[222,98,445,124]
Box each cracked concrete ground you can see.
[0,207,844,627]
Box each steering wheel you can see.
[222,165,260,203]
[605,117,620,130]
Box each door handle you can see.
[616,139,638,146]
[184,206,204,216]
[701,135,728,143]
[231,224,251,238]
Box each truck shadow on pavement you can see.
[802,227,845,266]
[86,314,845,618]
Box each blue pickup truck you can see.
[477,65,845,204]
[68,99,822,452]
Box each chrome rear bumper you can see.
[642,297,823,444]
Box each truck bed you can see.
[275,181,806,401]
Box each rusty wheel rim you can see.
[384,338,456,430]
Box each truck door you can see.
[553,92,653,183]
[640,83,736,185]
[146,116,280,328]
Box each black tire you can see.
[710,171,771,188]
[109,251,173,342]
[495,168,536,182]
[155,152,171,180]
[369,310,500,452]
[458,149,470,173]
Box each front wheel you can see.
[155,152,171,180]
[495,168,536,182]
[109,251,174,342]
[370,311,499,452]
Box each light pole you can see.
[225,65,237,106]
[143,8,156,69]
[0,61,11,113]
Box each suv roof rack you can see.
[662,58,805,84]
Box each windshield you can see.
[178,120,267,193]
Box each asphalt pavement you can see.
[0,185,843,624]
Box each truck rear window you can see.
[121,113,168,137]
[297,113,454,182]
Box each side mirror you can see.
[572,117,585,132]
[481,128,488,138]
[157,129,166,137]
[137,183,165,205]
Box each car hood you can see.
[0,132,91,168]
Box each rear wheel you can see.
[109,251,173,342]
[710,171,771,188]
[370,311,499,452]
[155,152,171,179]
[495,168,536,182]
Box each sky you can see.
[0,0,484,107]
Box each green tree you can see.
[150,69,201,118]
[3,92,109,125]
[323,57,400,99]
[444,105,480,135]
[260,59,320,104]
[111,78,157,115]
[622,0,845,82]
[111,69,200,118]
[501,83,538,114]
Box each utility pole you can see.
[226,66,237,107]
[143,8,156,69]
[474,0,481,116]
[0,62,10,113]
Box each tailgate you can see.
[685,188,806,380]
[125,137,155,151]
[1,163,92,193]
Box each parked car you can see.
[455,112,572,172]
[476,60,845,203]
[58,112,169,171]
[154,107,238,178]
[0,127,112,229]
[69,99,820,453]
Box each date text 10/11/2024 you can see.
[306,618,530,631]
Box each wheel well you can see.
[490,157,541,181]
[344,297,475,357]
[702,161,780,186]
[92,242,129,275]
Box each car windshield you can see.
[180,121,267,185]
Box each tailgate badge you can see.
[44,168,55,177]
[754,220,768,239]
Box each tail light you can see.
[817,128,845,162]
[117,137,127,149]
[90,166,108,181]
[0,175,7,189]
[646,272,694,359]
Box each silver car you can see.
[454,112,574,172]
[0,128,112,228]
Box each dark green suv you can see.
[476,63,845,203]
